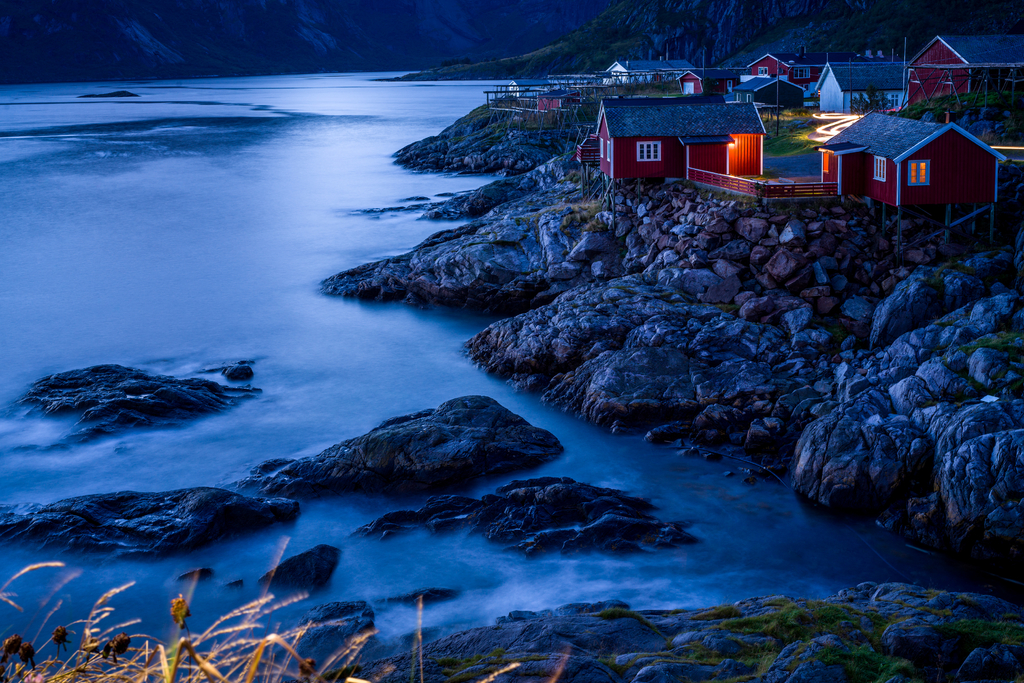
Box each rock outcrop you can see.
[259,544,341,591]
[349,583,1023,683]
[239,396,562,499]
[0,488,298,556]
[354,476,695,555]
[15,364,259,441]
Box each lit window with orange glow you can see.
[907,160,930,185]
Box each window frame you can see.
[636,141,662,162]
[907,159,930,186]
[791,67,809,79]
[873,155,887,182]
[758,66,769,76]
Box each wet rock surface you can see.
[239,396,562,499]
[259,544,340,591]
[394,106,563,176]
[354,476,695,555]
[15,364,260,441]
[350,583,1023,683]
[0,487,298,556]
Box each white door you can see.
[727,81,733,93]
[683,81,695,94]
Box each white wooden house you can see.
[816,62,907,113]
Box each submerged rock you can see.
[354,476,694,555]
[259,544,340,591]
[296,600,376,666]
[0,487,298,556]
[15,364,259,441]
[240,396,562,498]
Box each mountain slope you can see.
[0,0,612,84]
[404,0,1024,79]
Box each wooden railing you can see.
[575,136,601,165]
[687,168,837,198]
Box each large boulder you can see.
[15,364,260,441]
[296,601,376,666]
[870,268,984,348]
[791,392,931,511]
[354,477,695,555]
[241,396,562,498]
[0,488,298,556]
[259,544,341,591]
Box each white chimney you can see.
[877,50,884,58]
[865,49,872,58]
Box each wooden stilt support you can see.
[945,204,952,244]
[990,203,996,243]
[881,204,887,236]
[897,206,904,260]
[972,203,977,235]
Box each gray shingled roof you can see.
[936,35,1024,64]
[681,69,740,79]
[602,102,764,137]
[824,62,906,91]
[614,59,695,71]
[826,113,941,159]
[733,77,803,92]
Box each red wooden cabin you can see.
[595,100,765,180]
[908,35,1024,104]
[537,89,581,111]
[818,113,1005,206]
[746,48,864,88]
[678,69,740,95]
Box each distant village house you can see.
[745,48,866,88]
[732,77,804,108]
[606,59,695,83]
[678,69,740,95]
[908,34,1024,103]
[816,62,907,113]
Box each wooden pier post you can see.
[896,206,903,260]
[944,204,952,244]
[990,203,996,243]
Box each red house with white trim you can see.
[908,35,1024,104]
[595,100,765,180]
[678,69,740,95]
[746,49,864,88]
[537,89,581,111]
[818,113,1005,206]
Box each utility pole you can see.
[776,71,780,135]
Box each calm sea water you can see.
[0,73,1015,646]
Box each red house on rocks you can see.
[595,100,765,180]
[678,69,740,95]
[746,48,863,88]
[818,113,1005,207]
[907,35,1024,103]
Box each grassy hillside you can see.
[402,0,1024,80]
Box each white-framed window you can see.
[873,155,887,181]
[758,66,769,76]
[600,137,605,158]
[792,67,809,79]
[637,141,661,161]
[908,160,930,185]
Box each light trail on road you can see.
[809,113,861,141]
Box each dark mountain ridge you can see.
[0,0,612,84]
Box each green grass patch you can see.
[936,618,1024,655]
[690,604,743,621]
[718,600,814,642]
[817,644,918,683]
[598,608,662,634]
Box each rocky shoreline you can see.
[321,118,1024,575]
[302,582,1024,683]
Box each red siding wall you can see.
[748,56,819,87]
[728,134,763,176]
[822,151,837,183]
[751,56,786,78]
[901,131,997,204]
[679,74,703,94]
[612,136,686,178]
[839,153,866,196]
[909,40,970,103]
[687,144,729,175]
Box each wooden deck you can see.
[687,168,837,199]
